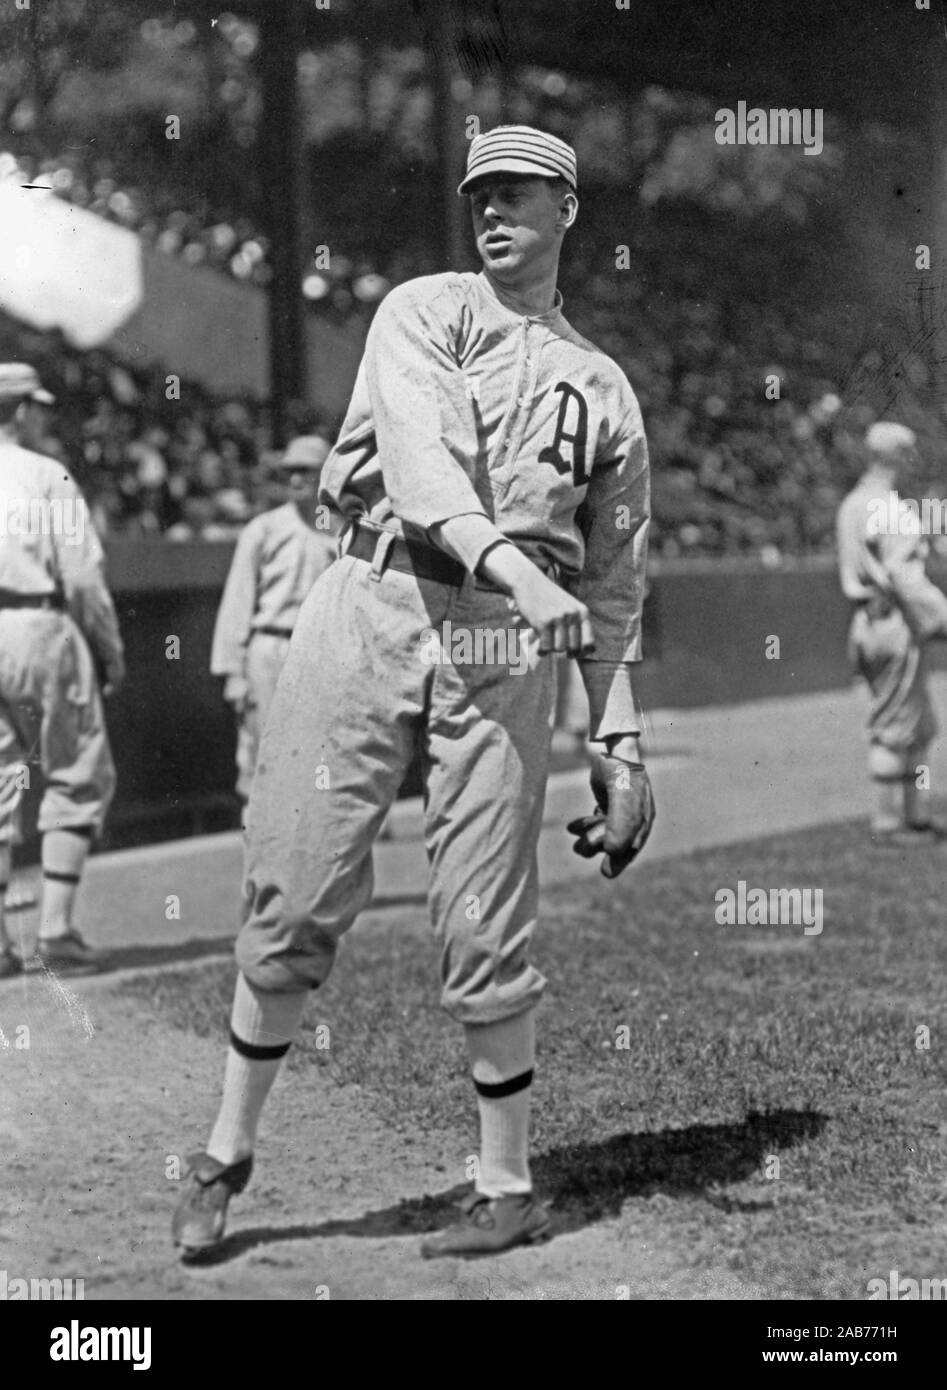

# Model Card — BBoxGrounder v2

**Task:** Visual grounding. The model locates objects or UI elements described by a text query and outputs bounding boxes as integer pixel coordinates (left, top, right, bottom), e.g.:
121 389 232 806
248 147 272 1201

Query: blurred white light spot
352 273 390 303
302 273 331 300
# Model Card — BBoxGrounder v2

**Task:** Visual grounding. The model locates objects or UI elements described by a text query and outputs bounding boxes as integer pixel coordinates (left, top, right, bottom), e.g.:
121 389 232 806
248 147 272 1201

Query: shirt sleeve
362 280 507 570
210 523 263 677
568 388 650 741
883 528 947 641
48 467 124 669
578 660 641 743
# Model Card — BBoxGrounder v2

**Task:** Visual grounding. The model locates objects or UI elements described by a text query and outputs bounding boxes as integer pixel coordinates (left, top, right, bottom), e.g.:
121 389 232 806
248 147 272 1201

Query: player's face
279 468 320 508
469 176 572 283
16 401 47 449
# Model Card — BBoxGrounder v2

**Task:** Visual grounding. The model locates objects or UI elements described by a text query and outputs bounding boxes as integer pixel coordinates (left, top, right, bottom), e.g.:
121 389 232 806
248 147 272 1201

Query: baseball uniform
173 125 654 1261
0 441 122 847
237 267 649 1016
838 426 947 840
211 500 338 800
838 474 947 753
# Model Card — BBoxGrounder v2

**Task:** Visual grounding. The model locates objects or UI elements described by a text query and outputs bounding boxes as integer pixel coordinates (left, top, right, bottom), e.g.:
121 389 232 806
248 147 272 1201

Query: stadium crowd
0 292 892 559
3 150 938 560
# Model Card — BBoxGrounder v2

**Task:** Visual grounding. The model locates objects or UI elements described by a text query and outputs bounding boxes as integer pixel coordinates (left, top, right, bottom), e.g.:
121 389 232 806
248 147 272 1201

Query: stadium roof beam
258 0 309 444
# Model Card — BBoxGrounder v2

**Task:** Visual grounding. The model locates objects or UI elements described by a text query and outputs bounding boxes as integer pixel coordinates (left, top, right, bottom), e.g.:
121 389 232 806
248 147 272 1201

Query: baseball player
210 435 338 808
0 363 124 979
837 421 947 843
173 126 654 1259
16 377 65 462
2 369 61 917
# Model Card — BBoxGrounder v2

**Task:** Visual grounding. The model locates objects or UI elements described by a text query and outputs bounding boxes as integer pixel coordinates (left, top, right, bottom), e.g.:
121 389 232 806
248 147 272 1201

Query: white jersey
320 271 650 739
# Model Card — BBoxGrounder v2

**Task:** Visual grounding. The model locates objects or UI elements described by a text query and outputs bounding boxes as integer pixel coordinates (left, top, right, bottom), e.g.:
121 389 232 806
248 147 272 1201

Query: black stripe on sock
473 1068 534 1100
229 1028 291 1061
69 826 96 839
42 870 81 884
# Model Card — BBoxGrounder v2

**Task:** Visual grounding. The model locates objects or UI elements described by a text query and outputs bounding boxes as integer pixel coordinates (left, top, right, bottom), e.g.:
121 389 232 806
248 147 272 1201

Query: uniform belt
253 625 294 639
345 520 471 588
344 518 556 592
0 589 64 611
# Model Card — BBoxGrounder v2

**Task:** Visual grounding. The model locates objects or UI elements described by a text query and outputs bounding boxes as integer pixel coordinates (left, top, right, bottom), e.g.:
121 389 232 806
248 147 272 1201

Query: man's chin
481 242 517 266
481 252 522 279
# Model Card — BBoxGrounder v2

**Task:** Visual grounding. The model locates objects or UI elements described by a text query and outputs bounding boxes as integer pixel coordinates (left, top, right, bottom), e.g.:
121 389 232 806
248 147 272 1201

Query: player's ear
558 190 579 231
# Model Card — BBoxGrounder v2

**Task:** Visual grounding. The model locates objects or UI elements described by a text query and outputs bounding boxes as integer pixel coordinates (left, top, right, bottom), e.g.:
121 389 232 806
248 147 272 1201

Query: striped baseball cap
458 125 577 196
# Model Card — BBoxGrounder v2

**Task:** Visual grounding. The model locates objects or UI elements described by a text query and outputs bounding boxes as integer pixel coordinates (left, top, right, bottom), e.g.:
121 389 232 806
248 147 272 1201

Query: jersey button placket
490 321 528 495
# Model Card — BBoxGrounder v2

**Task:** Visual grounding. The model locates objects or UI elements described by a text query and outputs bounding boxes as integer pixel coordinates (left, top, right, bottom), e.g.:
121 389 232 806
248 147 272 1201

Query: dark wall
634 557 854 709
20 542 945 851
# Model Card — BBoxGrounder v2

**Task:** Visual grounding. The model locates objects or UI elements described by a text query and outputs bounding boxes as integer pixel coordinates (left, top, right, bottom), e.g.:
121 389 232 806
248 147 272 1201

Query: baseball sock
465 1010 535 1198
38 828 92 939
206 972 307 1166
0 842 10 947
870 780 903 834
903 777 930 828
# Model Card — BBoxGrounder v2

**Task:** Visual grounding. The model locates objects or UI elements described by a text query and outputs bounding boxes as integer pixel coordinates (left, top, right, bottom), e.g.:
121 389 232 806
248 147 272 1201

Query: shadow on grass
182 1108 825 1265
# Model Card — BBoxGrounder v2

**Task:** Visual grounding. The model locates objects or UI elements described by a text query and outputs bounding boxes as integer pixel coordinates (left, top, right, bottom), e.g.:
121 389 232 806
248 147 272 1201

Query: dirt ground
1 960 774 1302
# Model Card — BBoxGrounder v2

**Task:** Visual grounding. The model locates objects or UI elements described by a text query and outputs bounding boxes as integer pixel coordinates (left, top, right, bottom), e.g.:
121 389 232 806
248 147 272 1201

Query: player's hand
224 675 250 715
474 543 594 655
508 569 595 656
567 753 655 878
101 656 126 697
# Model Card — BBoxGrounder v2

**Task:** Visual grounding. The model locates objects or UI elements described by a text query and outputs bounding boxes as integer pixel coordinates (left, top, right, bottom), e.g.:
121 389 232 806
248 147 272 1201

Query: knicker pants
0 609 116 846
236 551 557 1025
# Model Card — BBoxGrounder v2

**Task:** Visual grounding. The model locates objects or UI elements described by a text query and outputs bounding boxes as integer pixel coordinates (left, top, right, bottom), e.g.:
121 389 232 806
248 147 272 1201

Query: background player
837 421 947 844
173 127 655 1259
0 363 124 978
210 435 338 811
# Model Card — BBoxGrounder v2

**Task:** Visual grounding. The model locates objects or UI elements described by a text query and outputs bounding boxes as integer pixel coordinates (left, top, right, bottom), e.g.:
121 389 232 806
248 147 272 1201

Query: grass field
123 815 947 1299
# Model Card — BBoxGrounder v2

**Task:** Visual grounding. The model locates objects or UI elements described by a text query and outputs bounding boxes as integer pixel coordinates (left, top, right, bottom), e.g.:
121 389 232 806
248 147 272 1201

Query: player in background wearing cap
0 364 124 978
1 373 62 917
173 127 654 1259
837 421 947 844
17 380 65 462
210 436 339 813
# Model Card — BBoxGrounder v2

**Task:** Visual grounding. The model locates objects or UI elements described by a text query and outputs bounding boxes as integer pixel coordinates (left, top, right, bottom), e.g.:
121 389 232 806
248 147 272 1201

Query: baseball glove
567 753 656 878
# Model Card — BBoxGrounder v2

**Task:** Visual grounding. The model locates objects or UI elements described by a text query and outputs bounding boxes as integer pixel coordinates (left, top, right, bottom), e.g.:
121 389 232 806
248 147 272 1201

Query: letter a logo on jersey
539 383 589 485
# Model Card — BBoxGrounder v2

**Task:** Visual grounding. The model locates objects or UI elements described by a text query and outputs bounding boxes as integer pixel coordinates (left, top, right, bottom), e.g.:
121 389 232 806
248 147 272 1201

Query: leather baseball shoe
420 1190 551 1259
906 819 947 839
36 930 104 974
172 1151 253 1256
